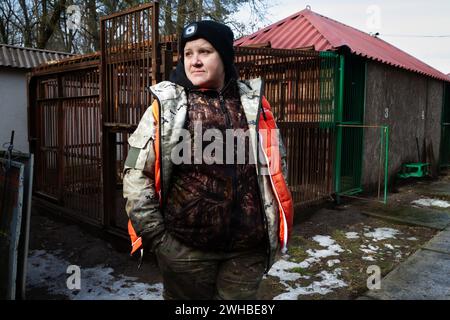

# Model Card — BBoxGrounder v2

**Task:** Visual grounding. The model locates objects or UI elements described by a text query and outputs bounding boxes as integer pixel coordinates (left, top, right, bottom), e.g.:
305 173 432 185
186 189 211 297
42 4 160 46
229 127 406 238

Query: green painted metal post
384 126 389 204
334 55 345 200
378 125 384 200
359 61 368 191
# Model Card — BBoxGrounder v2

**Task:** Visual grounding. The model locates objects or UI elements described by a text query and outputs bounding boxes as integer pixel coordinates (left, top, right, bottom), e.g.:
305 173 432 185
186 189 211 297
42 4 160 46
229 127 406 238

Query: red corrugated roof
235 9 449 82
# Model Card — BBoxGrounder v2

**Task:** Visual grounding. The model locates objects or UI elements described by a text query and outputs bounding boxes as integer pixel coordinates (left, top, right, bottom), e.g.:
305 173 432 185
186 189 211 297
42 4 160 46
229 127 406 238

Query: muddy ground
25 172 450 300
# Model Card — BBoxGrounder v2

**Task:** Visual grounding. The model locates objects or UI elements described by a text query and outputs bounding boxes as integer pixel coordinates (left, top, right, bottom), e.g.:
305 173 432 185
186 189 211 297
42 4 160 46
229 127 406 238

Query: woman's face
184 38 225 90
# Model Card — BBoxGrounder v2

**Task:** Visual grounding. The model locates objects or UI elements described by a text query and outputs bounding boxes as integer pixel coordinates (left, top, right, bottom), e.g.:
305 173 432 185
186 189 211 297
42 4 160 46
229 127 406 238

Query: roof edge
0 43 74 56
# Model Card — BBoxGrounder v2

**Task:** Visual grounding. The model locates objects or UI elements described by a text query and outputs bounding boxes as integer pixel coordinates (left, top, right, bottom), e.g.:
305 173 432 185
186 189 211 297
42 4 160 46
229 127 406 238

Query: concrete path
361 206 450 230
361 225 450 300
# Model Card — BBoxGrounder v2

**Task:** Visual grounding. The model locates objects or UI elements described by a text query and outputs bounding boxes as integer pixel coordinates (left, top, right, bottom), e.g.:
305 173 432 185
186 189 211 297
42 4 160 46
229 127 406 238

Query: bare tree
165 0 270 38
0 0 270 53
0 3 13 44
0 1 21 45
176 0 187 37
161 0 175 35
0 19 6 44
36 0 67 49
86 0 100 51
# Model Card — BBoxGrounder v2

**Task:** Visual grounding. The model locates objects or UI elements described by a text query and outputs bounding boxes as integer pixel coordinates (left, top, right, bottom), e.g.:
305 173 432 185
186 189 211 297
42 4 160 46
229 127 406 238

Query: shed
236 8 450 197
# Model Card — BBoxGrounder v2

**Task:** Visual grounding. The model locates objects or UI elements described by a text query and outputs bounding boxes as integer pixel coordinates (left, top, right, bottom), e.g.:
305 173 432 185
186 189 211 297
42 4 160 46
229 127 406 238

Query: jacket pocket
125 133 154 171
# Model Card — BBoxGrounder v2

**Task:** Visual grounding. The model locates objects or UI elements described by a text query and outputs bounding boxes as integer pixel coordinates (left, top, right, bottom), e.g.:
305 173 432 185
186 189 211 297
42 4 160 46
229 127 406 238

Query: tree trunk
212 0 224 20
163 0 175 35
0 18 7 44
176 0 187 38
197 0 203 21
37 0 67 49
87 0 100 51
187 0 197 23
18 0 32 47
37 0 47 48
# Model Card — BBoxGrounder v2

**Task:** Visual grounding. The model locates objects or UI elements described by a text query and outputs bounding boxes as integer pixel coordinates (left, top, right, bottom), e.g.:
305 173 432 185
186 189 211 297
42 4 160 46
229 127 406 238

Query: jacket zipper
218 93 238 206
219 93 238 251
253 80 272 273
149 89 165 213
192 80 236 206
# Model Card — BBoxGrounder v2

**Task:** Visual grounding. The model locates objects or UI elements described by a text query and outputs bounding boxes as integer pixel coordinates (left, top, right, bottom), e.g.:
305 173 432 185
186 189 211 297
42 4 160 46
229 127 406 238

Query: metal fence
235 48 339 205
29 3 341 232
100 3 160 231
30 65 102 225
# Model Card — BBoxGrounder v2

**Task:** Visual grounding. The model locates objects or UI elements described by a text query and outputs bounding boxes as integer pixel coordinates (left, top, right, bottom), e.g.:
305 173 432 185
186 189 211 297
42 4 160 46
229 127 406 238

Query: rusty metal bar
152 1 160 85
100 16 110 227
100 3 158 230
162 49 173 81
62 69 102 223
57 74 64 202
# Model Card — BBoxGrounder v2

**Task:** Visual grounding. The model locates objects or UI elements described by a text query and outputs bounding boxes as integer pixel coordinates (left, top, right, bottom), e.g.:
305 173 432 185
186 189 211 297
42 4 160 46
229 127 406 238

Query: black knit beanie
178 20 237 82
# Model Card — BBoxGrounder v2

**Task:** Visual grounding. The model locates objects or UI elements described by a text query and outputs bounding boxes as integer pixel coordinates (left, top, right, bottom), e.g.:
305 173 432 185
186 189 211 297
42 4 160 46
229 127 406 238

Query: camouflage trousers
154 232 267 300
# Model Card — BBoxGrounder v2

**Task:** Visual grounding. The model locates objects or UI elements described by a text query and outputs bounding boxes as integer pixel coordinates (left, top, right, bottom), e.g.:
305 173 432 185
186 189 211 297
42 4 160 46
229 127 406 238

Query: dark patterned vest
164 81 266 251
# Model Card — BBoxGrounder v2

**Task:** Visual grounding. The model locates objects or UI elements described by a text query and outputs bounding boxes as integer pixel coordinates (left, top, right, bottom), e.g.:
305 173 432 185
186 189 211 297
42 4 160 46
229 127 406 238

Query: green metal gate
335 55 366 196
441 83 450 168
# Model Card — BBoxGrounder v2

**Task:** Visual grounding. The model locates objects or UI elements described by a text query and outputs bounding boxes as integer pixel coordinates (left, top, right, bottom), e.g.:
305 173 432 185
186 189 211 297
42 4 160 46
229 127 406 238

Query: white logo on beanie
184 24 197 37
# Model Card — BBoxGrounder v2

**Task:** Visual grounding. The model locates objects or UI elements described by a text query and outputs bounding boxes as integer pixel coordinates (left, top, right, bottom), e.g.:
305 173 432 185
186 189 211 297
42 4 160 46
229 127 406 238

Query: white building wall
0 68 29 153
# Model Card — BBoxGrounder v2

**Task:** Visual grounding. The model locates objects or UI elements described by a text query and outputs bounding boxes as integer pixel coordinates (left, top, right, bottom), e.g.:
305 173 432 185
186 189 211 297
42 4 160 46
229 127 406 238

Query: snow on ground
407 237 418 241
327 259 340 267
268 225 410 299
272 268 347 300
313 235 336 247
411 198 450 208
307 235 345 259
267 259 306 283
268 235 347 299
345 232 359 239
363 227 400 241
27 250 163 300
361 256 375 261
297 235 345 269
359 245 377 254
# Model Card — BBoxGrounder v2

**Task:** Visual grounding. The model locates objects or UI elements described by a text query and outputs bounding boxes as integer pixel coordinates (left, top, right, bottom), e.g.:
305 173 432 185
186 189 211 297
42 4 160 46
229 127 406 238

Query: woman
123 20 293 300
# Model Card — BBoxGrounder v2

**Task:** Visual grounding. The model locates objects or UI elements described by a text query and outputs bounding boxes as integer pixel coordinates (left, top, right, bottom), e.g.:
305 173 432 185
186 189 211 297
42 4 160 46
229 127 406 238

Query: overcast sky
232 0 450 75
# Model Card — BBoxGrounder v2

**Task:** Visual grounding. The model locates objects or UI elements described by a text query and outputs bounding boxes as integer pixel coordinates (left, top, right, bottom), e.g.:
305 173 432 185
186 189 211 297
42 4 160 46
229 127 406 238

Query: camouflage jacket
123 78 293 270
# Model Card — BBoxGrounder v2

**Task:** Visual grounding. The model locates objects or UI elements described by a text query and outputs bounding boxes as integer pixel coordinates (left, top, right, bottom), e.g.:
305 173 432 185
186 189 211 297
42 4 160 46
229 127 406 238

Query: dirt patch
26 211 163 299
276 170 450 300
256 205 437 300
